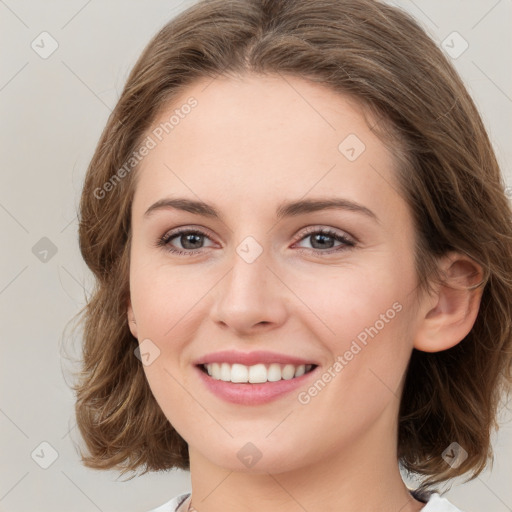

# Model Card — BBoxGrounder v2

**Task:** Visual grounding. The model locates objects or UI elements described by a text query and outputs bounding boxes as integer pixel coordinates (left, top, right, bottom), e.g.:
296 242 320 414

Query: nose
209 241 288 336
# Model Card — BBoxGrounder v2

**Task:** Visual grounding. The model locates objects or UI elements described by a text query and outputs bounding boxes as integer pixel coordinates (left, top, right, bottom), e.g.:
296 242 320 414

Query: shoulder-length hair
68 0 512 494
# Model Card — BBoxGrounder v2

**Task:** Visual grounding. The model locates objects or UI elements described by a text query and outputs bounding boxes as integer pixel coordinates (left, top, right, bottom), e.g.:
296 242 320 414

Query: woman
71 1 512 511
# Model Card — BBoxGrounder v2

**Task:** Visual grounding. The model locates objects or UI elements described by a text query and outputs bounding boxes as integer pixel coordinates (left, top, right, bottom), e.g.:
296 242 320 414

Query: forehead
132 73 404 221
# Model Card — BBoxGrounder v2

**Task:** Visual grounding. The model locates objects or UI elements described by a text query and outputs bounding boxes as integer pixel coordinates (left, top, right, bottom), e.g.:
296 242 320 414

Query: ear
414 251 485 353
127 298 138 339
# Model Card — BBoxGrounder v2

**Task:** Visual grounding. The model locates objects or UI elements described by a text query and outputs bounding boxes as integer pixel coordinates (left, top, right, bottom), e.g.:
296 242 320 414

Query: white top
147 491 465 512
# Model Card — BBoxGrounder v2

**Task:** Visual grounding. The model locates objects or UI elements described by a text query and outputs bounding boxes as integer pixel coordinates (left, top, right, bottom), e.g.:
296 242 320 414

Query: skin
127 73 483 512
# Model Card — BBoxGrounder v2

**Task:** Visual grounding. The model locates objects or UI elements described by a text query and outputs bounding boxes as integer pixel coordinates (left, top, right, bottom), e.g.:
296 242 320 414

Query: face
127 73 423 473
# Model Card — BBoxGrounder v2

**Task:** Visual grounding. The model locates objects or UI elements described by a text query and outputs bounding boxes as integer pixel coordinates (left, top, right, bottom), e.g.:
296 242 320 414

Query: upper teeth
204 363 313 383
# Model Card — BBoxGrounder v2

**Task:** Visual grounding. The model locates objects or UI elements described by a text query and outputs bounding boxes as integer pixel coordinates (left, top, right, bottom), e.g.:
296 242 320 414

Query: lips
194 350 319 405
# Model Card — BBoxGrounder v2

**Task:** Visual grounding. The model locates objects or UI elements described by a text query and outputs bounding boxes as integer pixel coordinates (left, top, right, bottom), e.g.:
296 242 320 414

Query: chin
194 436 315 475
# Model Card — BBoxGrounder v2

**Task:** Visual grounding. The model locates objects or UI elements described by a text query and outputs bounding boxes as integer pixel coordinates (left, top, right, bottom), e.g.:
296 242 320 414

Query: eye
292 226 356 255
156 228 215 256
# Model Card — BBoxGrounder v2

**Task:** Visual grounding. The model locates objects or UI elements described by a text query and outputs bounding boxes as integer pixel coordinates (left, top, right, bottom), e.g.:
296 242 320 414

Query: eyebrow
144 197 379 223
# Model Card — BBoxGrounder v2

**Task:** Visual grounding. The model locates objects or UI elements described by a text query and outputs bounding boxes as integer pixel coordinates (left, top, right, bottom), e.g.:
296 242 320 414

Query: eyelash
155 226 356 257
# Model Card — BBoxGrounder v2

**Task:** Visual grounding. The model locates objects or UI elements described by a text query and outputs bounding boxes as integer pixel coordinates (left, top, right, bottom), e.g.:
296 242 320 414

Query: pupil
312 233 333 249
183 233 202 249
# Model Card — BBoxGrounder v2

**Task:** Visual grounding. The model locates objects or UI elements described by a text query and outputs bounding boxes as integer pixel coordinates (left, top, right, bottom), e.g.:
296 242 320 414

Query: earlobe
414 252 485 353
127 300 138 339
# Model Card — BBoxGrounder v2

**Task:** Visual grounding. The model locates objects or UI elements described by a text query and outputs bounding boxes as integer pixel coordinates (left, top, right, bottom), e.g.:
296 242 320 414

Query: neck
186 400 425 512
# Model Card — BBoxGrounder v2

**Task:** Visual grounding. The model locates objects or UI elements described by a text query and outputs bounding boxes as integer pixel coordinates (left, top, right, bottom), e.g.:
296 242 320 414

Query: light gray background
1 1 511 511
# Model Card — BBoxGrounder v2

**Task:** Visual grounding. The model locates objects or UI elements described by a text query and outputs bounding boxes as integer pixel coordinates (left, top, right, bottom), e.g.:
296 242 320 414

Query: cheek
292 255 412 344
292 254 416 398
129 257 205 338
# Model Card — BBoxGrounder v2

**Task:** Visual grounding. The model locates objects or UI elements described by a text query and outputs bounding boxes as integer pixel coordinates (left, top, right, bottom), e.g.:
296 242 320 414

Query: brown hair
67 0 512 494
